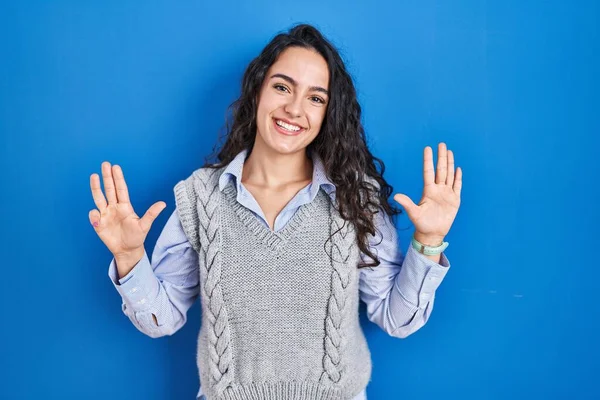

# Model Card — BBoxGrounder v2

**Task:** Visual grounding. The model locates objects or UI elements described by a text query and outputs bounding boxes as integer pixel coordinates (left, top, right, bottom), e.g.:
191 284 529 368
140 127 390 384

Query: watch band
411 234 449 256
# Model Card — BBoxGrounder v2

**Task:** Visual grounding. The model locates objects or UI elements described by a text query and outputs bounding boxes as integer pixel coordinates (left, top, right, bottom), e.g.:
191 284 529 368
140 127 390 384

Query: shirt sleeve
107 209 200 338
359 208 451 338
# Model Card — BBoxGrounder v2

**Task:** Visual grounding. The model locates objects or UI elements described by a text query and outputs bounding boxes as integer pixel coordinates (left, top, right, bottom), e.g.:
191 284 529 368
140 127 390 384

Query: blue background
1 0 598 399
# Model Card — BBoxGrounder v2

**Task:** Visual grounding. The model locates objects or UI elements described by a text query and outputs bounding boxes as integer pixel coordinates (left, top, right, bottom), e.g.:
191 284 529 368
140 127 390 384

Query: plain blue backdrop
1 0 598 399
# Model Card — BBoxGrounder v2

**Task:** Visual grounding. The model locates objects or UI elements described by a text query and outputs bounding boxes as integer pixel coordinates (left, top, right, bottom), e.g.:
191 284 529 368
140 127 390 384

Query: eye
273 83 289 93
310 96 326 104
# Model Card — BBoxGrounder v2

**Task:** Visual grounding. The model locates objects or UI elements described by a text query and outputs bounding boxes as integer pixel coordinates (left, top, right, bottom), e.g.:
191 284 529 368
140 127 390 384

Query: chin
260 132 309 156
269 142 305 155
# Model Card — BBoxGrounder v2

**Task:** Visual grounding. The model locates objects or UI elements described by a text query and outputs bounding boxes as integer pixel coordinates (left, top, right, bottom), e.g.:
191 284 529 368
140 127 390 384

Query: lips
272 118 305 136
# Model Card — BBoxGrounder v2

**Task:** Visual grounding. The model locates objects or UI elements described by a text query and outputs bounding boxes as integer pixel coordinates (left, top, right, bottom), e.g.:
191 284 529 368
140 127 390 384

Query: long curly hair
204 23 401 268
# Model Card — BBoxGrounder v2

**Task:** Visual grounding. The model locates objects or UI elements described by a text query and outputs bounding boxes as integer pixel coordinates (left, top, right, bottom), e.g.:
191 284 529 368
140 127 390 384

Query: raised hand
89 162 166 276
393 142 462 245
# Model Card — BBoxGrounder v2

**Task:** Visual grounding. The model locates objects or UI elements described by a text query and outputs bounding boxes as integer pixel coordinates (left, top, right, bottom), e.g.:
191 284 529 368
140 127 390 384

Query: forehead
267 47 329 89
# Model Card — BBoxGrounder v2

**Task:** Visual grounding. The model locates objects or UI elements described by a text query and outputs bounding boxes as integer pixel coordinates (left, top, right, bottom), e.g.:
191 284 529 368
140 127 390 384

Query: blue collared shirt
108 149 451 399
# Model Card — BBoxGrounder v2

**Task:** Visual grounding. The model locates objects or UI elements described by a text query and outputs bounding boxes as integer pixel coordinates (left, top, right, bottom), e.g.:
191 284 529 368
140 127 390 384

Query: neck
243 142 312 188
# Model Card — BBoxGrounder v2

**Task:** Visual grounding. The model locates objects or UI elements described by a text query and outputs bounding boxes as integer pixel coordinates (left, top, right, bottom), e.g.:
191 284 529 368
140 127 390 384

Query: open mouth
273 118 305 136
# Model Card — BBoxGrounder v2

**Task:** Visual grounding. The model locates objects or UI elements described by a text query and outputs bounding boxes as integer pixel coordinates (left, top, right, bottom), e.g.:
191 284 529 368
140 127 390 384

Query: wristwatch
411 234 449 256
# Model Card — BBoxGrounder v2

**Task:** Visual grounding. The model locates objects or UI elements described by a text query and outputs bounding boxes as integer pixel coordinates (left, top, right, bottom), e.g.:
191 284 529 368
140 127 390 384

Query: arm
359 209 450 339
108 209 200 338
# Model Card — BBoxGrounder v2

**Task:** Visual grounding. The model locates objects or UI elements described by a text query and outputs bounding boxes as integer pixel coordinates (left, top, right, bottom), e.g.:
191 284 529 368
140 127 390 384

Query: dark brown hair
204 23 401 268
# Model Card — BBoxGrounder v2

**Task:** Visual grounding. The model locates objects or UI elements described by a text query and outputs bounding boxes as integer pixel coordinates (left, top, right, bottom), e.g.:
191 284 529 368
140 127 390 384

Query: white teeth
276 119 301 132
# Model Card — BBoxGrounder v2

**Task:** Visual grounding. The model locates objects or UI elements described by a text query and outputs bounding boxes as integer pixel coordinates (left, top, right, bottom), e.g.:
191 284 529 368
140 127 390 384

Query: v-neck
218 149 337 232
221 182 324 251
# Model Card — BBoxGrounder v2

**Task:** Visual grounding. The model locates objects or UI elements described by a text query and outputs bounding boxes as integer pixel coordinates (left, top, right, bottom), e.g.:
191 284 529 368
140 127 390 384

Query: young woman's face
255 46 330 156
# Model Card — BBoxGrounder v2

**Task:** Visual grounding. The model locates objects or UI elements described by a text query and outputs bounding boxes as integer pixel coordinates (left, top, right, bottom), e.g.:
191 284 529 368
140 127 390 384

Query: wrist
114 247 145 279
413 232 445 247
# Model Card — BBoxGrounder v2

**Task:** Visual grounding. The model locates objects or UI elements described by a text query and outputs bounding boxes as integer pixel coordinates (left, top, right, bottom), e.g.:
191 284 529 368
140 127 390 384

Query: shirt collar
218 149 248 194
218 149 336 201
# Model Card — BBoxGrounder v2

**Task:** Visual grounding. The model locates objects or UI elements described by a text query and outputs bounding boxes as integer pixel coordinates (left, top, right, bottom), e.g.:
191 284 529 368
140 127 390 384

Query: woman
89 24 462 400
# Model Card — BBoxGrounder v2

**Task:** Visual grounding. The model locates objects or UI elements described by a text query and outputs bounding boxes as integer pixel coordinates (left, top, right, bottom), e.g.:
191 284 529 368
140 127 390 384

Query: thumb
393 193 417 216
139 201 167 233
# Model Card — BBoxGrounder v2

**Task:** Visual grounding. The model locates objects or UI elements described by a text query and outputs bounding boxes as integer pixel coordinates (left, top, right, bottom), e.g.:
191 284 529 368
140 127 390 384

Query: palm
96 202 146 256
89 162 166 257
394 143 462 239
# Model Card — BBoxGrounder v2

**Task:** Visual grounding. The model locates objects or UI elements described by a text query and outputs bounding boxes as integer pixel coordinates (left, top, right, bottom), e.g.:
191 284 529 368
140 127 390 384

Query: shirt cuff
396 245 451 308
107 252 160 312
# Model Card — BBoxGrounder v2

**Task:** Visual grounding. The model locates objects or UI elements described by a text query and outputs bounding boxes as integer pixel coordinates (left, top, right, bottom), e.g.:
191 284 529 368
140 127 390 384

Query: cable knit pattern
174 167 372 400
175 167 234 396
320 201 355 385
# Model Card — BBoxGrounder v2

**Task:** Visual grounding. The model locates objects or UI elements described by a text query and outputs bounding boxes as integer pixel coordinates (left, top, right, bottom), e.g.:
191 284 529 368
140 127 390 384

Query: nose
284 94 303 118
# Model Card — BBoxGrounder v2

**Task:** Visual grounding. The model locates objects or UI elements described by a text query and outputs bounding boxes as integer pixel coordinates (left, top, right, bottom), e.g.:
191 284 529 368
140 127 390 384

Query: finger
423 146 435 186
436 142 447 185
446 149 455 186
90 173 107 211
393 193 417 216
89 209 101 229
139 201 167 233
101 161 118 205
453 167 463 197
112 164 131 204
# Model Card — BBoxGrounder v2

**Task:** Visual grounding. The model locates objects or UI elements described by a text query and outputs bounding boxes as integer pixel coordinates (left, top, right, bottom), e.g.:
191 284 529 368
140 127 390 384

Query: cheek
310 108 327 131
258 92 283 115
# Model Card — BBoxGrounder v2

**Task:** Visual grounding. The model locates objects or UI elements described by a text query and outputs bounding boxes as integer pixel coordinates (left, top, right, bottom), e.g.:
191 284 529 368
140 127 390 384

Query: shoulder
362 173 381 189
176 165 225 192
173 166 225 209
187 165 223 184
357 173 383 210
172 166 226 253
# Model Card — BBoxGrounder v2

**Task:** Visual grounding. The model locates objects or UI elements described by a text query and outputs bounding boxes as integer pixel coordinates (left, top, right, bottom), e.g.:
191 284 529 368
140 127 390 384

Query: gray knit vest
174 167 372 400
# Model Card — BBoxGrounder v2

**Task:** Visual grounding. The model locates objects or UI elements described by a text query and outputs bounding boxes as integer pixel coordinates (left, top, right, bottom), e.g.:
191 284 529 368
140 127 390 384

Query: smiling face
254 46 330 156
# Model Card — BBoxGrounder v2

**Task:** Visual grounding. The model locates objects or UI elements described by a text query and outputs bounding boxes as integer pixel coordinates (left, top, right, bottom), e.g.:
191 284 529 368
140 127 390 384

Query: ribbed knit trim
221 182 322 251
217 382 342 400
173 173 201 254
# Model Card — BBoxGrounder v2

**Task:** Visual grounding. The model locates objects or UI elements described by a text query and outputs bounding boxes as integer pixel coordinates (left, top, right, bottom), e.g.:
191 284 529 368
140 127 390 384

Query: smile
273 118 305 136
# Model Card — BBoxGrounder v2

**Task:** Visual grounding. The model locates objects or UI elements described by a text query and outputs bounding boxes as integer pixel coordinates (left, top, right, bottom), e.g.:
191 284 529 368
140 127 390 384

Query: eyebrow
270 73 329 96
